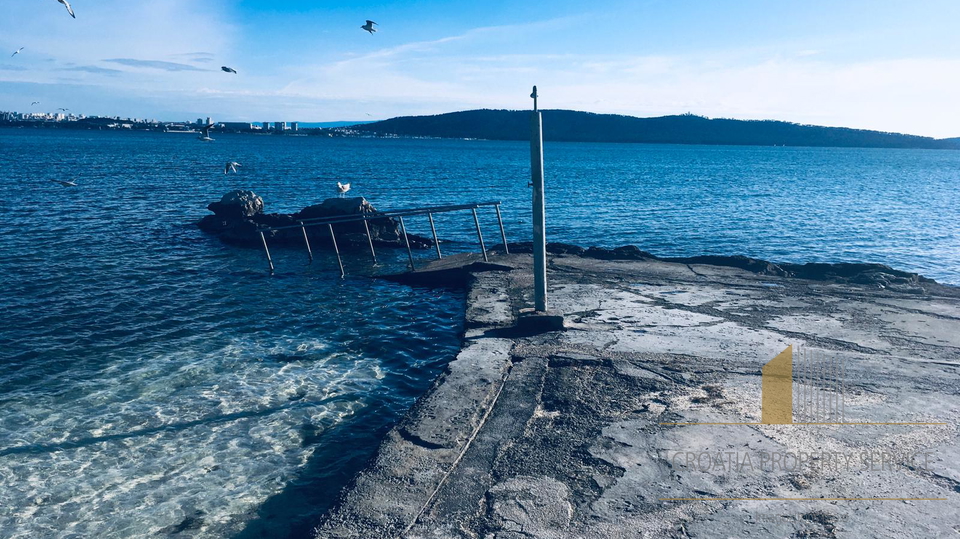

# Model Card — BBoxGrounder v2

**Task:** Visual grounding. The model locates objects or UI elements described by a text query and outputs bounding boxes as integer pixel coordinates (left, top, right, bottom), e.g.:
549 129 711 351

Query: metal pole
328 224 344 278
398 216 415 270
427 213 442 259
363 219 378 264
300 224 313 262
530 86 547 312
495 204 509 254
259 231 275 272
472 208 488 262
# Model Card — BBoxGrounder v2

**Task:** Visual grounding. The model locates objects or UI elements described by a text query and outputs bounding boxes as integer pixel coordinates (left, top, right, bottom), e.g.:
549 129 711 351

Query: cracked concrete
315 253 960 539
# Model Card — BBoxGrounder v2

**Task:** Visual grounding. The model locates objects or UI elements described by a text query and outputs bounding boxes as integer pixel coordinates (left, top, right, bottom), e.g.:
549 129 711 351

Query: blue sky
1 0 959 137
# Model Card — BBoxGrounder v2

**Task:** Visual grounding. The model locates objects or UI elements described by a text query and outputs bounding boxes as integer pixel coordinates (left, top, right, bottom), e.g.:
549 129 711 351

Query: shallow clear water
1 130 958 538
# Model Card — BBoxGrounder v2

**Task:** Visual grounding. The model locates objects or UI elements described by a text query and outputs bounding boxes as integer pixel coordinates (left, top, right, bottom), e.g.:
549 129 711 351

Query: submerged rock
198 191 431 249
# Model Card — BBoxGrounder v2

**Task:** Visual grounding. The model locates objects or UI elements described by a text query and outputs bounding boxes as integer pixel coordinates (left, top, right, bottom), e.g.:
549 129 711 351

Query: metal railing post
472 208 488 262
300 223 313 262
328 223 344 278
495 204 508 254
363 219 378 264
427 213 442 259
398 216 415 270
259 231 275 273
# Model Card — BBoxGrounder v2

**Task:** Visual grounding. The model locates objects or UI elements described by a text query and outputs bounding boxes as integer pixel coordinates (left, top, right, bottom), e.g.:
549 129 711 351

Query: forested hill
348 109 960 149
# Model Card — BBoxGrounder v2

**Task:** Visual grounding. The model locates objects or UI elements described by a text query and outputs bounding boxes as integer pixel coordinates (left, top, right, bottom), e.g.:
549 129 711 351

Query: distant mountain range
347 110 960 150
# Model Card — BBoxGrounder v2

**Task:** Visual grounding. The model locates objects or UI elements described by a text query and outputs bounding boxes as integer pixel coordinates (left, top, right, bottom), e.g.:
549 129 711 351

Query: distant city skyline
1 0 959 137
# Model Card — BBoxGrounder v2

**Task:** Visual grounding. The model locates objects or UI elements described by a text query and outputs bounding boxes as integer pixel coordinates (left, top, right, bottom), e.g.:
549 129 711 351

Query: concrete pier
316 253 960 538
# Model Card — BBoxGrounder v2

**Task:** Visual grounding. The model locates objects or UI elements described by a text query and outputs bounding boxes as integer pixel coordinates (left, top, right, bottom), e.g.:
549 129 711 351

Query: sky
1 0 959 137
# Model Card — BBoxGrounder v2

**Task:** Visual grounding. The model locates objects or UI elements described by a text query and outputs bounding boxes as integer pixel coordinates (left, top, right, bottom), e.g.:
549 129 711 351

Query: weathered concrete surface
316 254 960 539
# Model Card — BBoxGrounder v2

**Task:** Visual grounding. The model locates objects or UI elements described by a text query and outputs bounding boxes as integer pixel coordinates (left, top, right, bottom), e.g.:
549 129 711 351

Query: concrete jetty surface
316 253 960 538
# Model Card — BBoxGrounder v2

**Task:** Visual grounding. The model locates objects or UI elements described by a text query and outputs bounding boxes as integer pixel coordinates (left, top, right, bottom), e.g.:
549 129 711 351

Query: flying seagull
11 47 24 57
31 101 41 106
361 20 377 34
51 179 77 187
198 123 215 141
221 66 237 74
57 108 69 111
336 182 351 197
56 0 76 18
224 161 241 174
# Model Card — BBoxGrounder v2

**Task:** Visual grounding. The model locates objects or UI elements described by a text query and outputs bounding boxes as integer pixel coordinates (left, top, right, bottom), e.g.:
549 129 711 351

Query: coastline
315 250 960 538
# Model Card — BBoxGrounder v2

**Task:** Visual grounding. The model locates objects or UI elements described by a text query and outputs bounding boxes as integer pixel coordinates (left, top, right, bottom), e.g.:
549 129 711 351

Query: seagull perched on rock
221 66 237 74
51 179 77 187
198 123 215 141
361 20 377 34
224 161 241 174
336 182 351 197
11 47 24 57
56 0 76 18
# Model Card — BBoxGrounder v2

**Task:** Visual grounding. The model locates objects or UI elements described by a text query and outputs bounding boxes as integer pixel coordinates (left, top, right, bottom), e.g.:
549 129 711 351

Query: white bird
361 20 377 34
31 101 41 106
51 179 77 187
11 47 24 57
198 123 215 141
221 66 237 74
336 182 351 197
57 0 76 18
224 161 241 174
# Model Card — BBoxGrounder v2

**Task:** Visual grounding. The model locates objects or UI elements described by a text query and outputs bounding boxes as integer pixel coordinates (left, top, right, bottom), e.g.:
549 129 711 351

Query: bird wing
366 20 377 25
343 183 350 189
61 0 76 18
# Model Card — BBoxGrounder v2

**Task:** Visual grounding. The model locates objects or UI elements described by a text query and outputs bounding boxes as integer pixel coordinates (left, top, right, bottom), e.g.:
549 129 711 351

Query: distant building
262 122 270 131
275 122 286 132
196 118 204 126
290 122 299 132
206 117 213 126
221 122 254 131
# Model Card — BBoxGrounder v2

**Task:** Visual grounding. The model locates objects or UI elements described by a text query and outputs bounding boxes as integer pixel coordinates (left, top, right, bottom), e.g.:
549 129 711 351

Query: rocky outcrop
198 190 432 249
504 242 938 291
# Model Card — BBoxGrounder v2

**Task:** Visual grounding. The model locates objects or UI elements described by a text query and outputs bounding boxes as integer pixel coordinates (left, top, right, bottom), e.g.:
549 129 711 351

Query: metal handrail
256 201 503 232
256 201 509 276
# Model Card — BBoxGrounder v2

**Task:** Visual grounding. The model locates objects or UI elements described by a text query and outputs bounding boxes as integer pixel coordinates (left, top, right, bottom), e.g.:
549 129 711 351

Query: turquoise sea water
1 130 958 538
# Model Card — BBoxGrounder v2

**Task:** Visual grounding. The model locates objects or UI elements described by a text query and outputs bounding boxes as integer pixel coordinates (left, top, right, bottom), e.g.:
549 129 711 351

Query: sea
1 129 958 538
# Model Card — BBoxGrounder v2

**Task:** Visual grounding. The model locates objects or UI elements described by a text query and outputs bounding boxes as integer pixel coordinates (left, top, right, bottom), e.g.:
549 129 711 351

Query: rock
504 242 586 256
207 190 263 219
666 254 788 276
485 476 573 538
585 245 656 260
198 191 434 250
294 197 401 243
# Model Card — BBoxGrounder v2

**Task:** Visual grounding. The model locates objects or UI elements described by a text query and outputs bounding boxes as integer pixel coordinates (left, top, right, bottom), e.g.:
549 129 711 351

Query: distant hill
298 121 375 128
347 109 960 150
